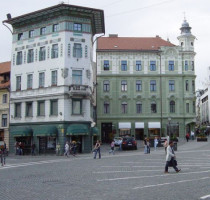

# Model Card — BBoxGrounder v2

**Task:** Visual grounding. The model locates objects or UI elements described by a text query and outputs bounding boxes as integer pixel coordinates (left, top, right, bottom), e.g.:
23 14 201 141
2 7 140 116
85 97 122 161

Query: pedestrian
64 141 69 157
154 137 158 151
118 137 122 151
143 137 147 154
109 140 115 155
164 140 181 173
191 130 195 140
93 140 101 159
19 142 23 155
163 139 168 154
186 133 190 142
0 142 6 166
71 141 77 156
31 143 36 156
146 138 150 154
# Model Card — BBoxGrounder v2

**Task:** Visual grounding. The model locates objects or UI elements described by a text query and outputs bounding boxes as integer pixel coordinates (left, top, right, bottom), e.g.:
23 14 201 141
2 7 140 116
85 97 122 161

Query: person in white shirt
64 141 69 157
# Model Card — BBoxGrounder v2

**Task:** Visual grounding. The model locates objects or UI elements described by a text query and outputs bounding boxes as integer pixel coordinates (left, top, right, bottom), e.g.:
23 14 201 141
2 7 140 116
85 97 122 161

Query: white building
4 4 105 154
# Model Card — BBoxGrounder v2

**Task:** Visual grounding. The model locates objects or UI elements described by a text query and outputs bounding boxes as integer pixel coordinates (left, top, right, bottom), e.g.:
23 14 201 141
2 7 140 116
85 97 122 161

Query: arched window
170 101 175 113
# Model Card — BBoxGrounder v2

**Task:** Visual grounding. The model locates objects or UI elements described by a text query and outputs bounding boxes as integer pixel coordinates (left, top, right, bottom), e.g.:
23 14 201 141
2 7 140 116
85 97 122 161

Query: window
18 33 23 41
15 103 21 118
27 49 34 63
168 60 174 71
51 70 57 86
151 102 157 113
26 102 33 117
186 103 189 113
51 44 58 58
2 94 7 104
38 101 45 116
73 23 82 32
150 80 156 91
185 80 189 91
104 102 110 114
39 72 45 88
27 74 33 89
121 60 127 71
121 102 127 114
121 80 127 91
2 114 7 127
16 76 21 91
39 47 46 61
104 60 109 71
72 99 82 114
16 51 23 65
103 80 110 92
50 100 58 115
136 103 142 114
169 80 175 91
185 61 188 71
72 70 82 85
192 61 194 71
192 80 195 93
136 61 142 71
136 80 142 91
193 101 195 113
29 30 34 38
170 101 175 113
73 43 82 58
52 24 59 32
40 27 46 35
150 61 156 71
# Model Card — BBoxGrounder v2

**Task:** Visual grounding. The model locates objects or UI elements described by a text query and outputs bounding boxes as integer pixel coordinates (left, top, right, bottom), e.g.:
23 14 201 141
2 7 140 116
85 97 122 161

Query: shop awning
119 122 131 129
135 122 144 129
33 125 57 137
148 122 161 129
91 127 99 136
66 124 89 136
10 126 33 137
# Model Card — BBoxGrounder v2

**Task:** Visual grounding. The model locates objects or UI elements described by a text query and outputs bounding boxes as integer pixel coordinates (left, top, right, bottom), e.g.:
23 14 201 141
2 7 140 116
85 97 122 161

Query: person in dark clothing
31 143 36 156
0 142 6 166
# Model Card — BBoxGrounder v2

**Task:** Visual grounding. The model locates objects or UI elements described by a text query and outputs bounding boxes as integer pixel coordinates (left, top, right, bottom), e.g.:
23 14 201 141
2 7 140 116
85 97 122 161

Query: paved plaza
0 139 210 200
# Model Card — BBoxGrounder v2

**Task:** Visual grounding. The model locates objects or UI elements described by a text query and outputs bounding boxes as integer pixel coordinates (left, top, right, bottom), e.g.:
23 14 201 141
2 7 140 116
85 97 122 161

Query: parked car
122 137 137 150
114 137 122 146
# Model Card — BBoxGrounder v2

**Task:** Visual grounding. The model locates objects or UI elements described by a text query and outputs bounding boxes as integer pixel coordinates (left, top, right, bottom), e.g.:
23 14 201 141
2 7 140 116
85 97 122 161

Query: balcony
68 84 92 97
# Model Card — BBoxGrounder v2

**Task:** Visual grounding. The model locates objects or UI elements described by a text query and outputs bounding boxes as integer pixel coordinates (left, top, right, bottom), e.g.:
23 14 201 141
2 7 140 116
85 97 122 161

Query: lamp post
168 117 171 141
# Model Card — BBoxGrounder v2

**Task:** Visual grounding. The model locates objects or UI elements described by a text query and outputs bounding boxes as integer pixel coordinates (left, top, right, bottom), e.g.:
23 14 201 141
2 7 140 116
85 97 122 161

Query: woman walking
93 140 101 159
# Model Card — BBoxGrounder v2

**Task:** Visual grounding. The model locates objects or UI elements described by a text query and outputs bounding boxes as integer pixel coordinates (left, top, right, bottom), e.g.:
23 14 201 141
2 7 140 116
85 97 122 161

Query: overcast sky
0 0 209 89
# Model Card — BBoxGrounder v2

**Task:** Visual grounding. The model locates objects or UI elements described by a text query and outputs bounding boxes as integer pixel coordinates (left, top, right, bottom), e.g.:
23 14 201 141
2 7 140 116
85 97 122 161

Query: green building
96 20 196 142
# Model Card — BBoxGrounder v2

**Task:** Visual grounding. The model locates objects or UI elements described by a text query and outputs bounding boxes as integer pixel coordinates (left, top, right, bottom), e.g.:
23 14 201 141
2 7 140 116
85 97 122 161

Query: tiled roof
97 36 176 51
0 61 10 89
0 61 11 74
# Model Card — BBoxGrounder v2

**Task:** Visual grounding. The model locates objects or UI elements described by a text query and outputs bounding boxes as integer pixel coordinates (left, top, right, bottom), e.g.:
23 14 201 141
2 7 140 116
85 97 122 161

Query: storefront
118 122 131 137
148 122 161 138
66 124 89 153
135 122 144 140
10 126 33 155
33 125 57 154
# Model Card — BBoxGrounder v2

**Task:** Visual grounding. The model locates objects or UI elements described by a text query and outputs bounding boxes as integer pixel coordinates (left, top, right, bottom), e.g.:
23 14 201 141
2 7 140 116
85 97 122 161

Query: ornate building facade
96 20 196 142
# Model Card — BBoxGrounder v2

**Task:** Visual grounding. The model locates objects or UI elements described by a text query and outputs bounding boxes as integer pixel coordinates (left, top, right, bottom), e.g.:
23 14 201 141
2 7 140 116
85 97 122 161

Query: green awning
91 127 99 136
33 125 57 137
10 126 32 137
66 124 89 136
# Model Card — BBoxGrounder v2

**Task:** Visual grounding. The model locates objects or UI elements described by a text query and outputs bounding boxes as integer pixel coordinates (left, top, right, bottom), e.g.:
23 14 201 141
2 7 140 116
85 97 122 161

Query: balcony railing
68 84 92 97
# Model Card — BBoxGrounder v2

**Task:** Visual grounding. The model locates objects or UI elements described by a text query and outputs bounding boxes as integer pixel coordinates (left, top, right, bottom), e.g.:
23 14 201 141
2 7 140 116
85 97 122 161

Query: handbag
169 159 177 167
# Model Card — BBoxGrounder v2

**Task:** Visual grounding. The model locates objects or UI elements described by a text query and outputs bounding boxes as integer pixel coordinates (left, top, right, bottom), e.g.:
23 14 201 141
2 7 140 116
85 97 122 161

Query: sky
0 0 210 89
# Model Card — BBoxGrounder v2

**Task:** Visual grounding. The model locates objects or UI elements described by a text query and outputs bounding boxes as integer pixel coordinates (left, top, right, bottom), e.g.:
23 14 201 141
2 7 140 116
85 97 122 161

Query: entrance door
135 129 144 140
101 123 112 143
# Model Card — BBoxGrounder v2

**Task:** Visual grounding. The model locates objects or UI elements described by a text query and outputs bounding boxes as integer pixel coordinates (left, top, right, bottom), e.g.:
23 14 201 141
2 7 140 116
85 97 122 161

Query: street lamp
168 117 171 141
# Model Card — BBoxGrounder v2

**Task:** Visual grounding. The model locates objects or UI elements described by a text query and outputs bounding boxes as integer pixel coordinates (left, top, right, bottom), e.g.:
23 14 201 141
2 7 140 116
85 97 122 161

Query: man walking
64 141 69 157
164 141 181 173
0 142 6 166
